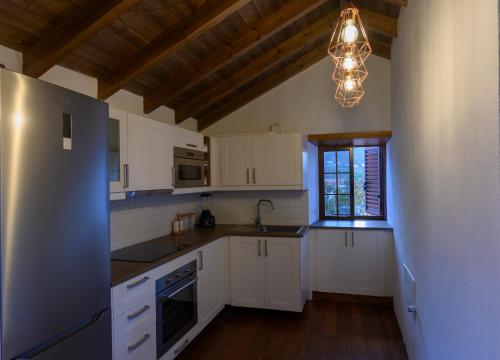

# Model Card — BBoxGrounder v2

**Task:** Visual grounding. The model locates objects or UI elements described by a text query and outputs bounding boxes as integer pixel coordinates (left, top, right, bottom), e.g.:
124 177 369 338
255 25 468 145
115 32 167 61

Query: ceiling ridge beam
98 0 251 100
175 11 338 124
143 0 331 114
23 0 140 78
197 41 329 131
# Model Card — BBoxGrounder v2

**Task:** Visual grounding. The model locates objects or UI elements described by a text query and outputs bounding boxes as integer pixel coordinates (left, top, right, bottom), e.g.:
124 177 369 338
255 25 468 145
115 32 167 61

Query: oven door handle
160 278 197 300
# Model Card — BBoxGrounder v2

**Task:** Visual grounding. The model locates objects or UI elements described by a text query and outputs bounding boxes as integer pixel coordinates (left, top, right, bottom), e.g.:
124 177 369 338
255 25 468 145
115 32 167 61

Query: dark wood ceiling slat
23 0 141 78
97 0 252 99
143 0 330 114
383 0 407 7
175 11 338 123
359 7 398 38
197 41 329 131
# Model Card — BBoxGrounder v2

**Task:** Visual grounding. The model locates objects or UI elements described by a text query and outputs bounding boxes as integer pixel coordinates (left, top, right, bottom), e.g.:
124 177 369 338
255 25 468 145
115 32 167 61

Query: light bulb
343 77 356 92
342 53 357 71
341 19 358 44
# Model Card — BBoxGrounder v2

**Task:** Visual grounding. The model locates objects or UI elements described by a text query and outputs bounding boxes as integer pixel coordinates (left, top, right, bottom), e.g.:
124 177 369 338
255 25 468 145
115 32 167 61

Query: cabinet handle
126 276 149 289
123 164 129 188
186 143 197 148
246 169 250 184
265 240 268 257
252 168 256 184
351 232 354 247
128 334 151 352
258 240 262 257
344 232 347 247
174 339 190 354
127 305 150 320
198 251 203 270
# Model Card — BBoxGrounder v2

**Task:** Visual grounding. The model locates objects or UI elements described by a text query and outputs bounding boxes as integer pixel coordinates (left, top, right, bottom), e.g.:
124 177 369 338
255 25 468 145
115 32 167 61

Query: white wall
387 1 500 359
203 55 391 135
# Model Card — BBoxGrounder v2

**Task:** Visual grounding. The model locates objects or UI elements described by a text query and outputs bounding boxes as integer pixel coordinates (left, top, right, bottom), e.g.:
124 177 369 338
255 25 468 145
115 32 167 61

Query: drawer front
113 323 156 360
113 297 156 351
112 273 155 319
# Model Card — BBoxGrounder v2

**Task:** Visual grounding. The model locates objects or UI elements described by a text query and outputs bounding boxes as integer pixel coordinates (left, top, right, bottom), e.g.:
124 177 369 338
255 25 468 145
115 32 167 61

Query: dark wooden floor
178 295 408 360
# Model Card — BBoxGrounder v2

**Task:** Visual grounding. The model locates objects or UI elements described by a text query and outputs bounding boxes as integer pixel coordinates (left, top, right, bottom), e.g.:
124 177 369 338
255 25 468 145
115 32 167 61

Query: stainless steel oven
174 147 205 188
156 261 197 358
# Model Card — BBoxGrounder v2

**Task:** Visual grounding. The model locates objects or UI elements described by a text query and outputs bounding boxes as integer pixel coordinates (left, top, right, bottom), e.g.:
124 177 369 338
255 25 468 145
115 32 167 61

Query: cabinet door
197 239 226 330
173 126 204 150
349 231 386 296
316 230 350 294
263 237 300 311
127 114 173 191
220 136 252 186
229 237 265 308
251 134 302 186
108 109 128 193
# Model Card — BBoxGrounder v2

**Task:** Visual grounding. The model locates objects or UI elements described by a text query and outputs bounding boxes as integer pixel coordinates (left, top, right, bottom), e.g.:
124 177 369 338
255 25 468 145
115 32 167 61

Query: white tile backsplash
110 193 199 251
211 191 309 226
110 190 311 251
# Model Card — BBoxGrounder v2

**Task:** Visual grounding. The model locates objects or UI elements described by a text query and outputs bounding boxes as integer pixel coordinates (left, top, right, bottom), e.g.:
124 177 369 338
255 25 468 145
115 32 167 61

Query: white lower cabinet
197 238 226 329
230 236 309 312
113 324 156 360
315 230 393 297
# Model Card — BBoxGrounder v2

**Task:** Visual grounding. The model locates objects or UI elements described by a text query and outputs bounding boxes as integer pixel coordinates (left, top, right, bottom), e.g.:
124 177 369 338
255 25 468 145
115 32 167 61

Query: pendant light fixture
328 2 371 107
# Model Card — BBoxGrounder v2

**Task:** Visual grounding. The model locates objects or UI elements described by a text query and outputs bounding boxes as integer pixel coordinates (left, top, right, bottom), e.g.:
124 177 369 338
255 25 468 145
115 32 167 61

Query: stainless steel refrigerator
0 69 111 359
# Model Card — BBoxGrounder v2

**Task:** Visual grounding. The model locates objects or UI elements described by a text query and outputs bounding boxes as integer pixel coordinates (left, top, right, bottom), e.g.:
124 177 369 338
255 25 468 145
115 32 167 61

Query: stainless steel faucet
256 199 274 228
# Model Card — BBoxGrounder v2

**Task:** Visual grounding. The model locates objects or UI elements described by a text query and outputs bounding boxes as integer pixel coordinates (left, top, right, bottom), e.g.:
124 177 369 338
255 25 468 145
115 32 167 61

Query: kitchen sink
227 225 305 236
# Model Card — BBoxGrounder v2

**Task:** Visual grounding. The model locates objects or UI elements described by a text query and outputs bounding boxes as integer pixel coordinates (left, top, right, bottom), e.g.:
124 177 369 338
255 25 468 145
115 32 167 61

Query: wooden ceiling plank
175 11 338 123
382 0 408 7
143 0 331 114
98 0 252 99
23 0 141 78
197 41 329 131
358 8 398 38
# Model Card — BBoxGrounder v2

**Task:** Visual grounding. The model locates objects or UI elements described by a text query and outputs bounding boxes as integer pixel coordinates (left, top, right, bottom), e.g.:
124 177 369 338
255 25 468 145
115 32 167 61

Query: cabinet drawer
113 323 156 360
112 273 155 319
113 297 156 351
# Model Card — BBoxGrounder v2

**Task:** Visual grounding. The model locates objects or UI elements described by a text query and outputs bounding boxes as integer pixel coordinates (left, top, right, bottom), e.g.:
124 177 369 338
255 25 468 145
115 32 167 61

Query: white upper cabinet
219 133 304 188
172 126 204 151
127 114 173 191
108 109 128 193
251 134 302 186
220 136 252 186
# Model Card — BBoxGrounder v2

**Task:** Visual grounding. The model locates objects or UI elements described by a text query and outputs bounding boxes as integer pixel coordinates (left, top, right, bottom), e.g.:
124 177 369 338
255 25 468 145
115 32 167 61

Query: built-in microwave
174 147 205 188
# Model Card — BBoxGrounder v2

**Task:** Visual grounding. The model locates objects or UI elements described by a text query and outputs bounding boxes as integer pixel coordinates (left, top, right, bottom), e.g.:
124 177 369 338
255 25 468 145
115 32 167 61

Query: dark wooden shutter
365 148 381 216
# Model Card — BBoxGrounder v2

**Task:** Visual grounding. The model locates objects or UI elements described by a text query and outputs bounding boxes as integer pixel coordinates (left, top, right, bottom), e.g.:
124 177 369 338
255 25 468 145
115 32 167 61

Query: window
319 146 385 219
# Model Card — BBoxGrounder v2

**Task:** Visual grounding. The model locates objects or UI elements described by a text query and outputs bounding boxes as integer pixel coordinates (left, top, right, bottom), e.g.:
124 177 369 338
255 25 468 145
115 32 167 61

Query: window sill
311 220 393 231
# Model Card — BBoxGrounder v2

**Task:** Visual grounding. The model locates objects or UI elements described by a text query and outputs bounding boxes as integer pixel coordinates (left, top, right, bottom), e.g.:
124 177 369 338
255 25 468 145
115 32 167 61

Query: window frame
318 145 386 220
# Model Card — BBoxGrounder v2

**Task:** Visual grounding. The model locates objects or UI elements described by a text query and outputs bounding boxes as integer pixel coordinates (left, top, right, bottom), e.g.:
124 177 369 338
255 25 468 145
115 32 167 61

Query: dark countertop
111 225 234 287
311 220 393 231
111 224 309 287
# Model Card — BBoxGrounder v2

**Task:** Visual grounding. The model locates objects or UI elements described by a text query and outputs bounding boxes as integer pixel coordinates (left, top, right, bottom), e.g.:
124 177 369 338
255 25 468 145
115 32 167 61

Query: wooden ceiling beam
197 42 329 131
358 8 398 38
143 0 332 114
369 36 391 59
23 0 140 78
383 0 408 7
98 0 251 100
175 12 338 123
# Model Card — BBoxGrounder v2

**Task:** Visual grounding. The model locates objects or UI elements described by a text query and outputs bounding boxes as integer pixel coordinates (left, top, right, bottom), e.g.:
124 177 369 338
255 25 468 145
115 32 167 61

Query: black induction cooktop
111 240 191 263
